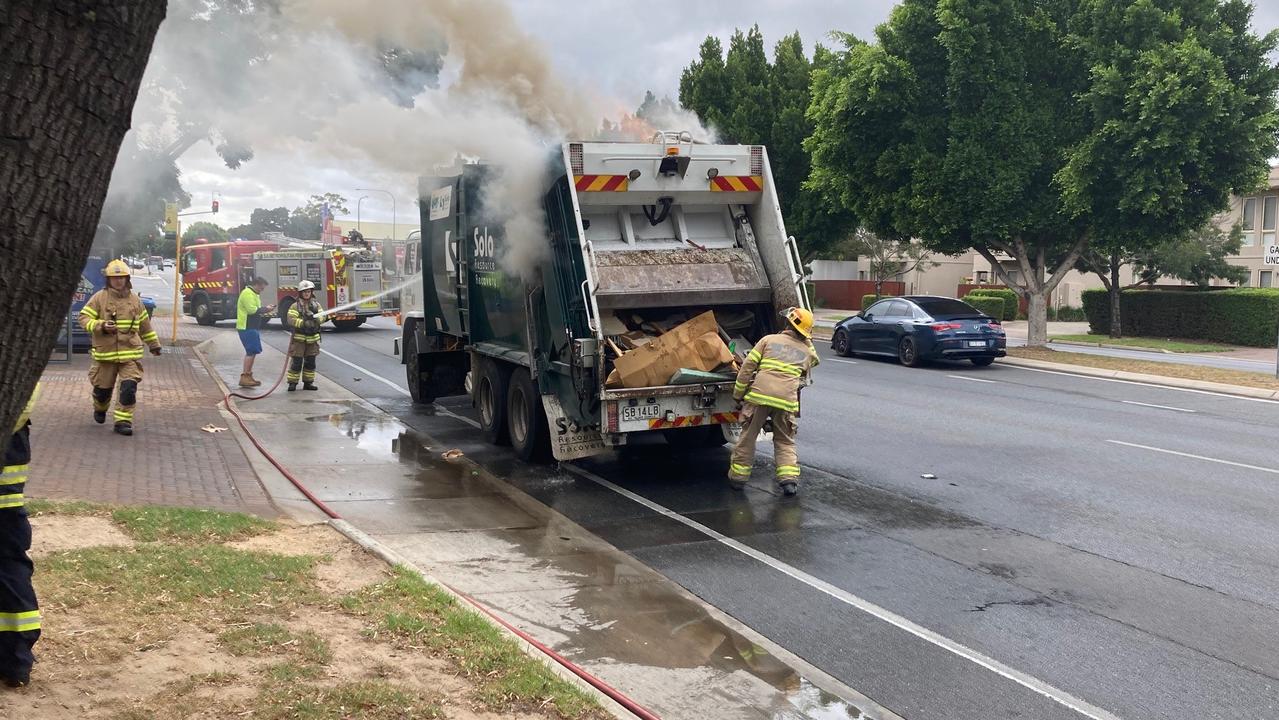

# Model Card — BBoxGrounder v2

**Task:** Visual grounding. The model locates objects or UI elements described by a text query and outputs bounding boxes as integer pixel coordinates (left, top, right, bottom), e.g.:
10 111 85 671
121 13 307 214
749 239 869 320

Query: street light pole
357 195 369 234
355 188 396 243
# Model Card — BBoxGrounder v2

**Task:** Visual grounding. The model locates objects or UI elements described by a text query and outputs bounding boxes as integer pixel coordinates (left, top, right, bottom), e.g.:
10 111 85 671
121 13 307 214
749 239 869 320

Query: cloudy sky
173 0 1279 231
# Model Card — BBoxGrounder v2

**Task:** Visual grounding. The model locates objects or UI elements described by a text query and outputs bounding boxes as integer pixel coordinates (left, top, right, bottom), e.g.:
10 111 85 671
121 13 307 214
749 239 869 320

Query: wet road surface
255 318 1279 719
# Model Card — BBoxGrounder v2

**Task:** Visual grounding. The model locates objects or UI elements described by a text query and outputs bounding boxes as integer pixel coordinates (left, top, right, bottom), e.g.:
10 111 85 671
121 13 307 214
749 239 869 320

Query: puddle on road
303 411 406 462
382 426 877 720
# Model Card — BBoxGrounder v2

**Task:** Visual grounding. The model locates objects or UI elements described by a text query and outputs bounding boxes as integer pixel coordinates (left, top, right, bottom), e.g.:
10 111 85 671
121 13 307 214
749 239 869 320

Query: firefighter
78 260 162 436
727 307 820 497
236 277 275 388
286 280 322 392
1 384 41 688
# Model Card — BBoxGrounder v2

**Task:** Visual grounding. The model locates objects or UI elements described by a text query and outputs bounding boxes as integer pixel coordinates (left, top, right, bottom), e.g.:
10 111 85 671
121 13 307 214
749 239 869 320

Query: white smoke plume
114 0 710 278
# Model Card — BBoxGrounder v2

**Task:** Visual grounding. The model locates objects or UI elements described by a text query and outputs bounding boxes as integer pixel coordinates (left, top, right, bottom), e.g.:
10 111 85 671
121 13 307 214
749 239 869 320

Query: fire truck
180 239 383 330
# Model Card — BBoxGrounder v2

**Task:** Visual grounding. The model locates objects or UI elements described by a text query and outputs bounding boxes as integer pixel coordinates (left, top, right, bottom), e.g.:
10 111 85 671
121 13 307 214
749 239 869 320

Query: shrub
967 288 1020 321
861 293 894 311
962 294 1007 320
1048 306 1087 322
1081 288 1279 346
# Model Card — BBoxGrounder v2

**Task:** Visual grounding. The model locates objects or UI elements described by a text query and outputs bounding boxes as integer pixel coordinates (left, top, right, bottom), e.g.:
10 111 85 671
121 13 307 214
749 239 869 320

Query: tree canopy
680 27 856 260
806 0 1279 345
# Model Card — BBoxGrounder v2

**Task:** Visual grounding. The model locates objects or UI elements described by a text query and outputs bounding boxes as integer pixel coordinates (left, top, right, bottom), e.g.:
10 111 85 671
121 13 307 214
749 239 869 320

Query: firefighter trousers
90 360 143 426
0 425 38 682
287 354 316 384
727 403 799 485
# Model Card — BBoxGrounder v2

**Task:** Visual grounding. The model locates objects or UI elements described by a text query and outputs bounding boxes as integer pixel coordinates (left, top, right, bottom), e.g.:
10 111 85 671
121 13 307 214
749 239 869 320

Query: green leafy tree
679 37 730 132
182 221 229 245
1134 223 1250 289
806 0 1279 346
249 207 290 234
680 29 855 261
286 193 350 241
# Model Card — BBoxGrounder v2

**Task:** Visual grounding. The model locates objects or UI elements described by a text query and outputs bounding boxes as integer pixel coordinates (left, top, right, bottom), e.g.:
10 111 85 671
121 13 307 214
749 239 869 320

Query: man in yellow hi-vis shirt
0 384 40 688
727 307 820 497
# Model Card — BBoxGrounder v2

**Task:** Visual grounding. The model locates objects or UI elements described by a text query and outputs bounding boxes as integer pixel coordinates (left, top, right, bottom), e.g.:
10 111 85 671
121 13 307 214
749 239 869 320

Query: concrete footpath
197 331 893 720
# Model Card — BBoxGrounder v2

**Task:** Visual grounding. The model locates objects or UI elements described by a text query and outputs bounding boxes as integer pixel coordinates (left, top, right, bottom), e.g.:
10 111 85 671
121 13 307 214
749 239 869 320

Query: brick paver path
30 338 277 517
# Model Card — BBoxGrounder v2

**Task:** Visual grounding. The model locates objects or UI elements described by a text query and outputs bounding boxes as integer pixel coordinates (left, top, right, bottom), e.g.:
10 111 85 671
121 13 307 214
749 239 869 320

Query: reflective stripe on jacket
79 289 159 362
732 331 819 412
287 299 323 345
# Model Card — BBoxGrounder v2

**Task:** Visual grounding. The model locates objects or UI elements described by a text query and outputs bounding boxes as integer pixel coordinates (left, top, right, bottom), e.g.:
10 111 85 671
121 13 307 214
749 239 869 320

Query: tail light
930 322 962 332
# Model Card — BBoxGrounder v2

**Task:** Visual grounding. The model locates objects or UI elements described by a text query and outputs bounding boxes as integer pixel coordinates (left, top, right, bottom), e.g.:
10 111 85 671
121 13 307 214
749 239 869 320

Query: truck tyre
663 425 727 449
193 296 215 326
507 368 550 462
332 318 365 332
277 297 295 330
405 331 435 404
476 359 511 446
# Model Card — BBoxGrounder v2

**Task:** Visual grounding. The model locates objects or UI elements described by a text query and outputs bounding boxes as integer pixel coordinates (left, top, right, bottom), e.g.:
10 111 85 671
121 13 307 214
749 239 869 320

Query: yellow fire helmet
104 259 132 277
782 306 814 338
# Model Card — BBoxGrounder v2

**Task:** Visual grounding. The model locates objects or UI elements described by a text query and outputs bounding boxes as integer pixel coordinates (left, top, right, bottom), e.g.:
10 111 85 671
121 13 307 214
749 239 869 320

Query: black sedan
831 296 1007 367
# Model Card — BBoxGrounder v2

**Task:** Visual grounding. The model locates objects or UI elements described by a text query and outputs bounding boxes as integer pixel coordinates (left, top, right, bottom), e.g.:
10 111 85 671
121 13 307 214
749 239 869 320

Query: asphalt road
260 318 1279 720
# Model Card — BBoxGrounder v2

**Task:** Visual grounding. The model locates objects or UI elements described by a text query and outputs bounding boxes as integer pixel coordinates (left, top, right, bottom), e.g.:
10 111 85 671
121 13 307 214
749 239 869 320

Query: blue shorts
238 329 263 356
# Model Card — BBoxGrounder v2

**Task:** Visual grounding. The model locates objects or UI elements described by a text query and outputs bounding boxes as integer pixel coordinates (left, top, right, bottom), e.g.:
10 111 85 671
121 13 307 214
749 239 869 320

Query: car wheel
832 330 851 357
194 298 215 326
898 336 922 367
971 356 995 367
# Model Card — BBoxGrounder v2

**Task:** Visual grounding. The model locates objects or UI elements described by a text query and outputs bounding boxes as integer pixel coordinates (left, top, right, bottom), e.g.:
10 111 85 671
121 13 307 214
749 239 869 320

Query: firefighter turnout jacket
78 288 160 361
732 331 820 412
287 299 323 357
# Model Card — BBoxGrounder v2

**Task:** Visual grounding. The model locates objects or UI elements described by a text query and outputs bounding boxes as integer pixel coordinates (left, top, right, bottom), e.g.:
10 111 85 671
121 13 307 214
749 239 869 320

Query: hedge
967 288 1020 321
962 295 1007 321
1082 288 1279 347
861 293 895 311
1047 306 1087 322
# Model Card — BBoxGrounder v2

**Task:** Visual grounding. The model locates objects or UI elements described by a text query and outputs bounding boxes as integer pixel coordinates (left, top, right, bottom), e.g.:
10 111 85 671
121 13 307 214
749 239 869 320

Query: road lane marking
829 358 858 365
1120 400 1195 413
1108 440 1277 475
947 374 997 384
319 348 483 429
562 464 1121 720
320 349 409 397
1003 365 1279 405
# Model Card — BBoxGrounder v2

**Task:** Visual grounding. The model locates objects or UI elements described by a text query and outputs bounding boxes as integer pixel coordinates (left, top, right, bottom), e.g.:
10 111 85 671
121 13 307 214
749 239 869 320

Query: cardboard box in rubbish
612 311 734 389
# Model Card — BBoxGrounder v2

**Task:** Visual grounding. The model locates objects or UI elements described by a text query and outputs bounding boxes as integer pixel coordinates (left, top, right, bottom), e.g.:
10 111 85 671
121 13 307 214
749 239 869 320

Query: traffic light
212 200 219 213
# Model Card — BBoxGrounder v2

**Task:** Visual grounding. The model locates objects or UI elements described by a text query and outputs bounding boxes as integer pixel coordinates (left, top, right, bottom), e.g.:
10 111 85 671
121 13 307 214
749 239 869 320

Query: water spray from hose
314 273 422 322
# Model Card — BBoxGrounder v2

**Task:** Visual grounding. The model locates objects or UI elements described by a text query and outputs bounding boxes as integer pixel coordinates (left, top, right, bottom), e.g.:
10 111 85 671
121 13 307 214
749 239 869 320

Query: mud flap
542 394 606 461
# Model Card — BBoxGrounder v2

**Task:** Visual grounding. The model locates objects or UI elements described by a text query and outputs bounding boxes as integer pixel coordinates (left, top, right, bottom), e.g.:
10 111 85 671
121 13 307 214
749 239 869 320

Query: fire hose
219 341 662 720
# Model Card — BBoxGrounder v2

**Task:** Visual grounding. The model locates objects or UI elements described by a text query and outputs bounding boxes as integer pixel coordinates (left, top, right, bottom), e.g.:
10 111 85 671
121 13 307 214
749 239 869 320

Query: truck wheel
663 425 727 449
405 331 435 404
476 359 511 446
507 368 550 462
194 297 215 326
276 298 294 330
332 318 365 332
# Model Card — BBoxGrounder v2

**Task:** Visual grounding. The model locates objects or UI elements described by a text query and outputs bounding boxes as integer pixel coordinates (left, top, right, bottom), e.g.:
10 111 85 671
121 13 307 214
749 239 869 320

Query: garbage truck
395 132 810 461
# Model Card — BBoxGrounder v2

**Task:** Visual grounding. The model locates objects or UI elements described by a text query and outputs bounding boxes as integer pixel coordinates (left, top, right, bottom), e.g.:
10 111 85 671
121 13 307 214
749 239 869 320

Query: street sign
164 202 179 240
1265 243 1279 266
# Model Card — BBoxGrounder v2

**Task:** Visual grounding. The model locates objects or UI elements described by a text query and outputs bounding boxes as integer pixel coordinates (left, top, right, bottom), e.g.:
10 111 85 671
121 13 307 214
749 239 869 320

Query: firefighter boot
302 382 318 391
780 482 798 497
92 387 111 424
287 384 297 392
113 422 133 436
94 410 106 424
2 670 30 689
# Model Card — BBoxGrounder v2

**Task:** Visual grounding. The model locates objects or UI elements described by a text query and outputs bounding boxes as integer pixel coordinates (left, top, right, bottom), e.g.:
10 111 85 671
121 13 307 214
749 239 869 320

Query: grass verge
342 568 604 719
30 503 605 720
1049 334 1235 353
1007 347 1279 391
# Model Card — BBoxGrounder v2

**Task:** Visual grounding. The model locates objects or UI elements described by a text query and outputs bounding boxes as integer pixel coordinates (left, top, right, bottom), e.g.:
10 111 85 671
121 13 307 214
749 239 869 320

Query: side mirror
862 313 873 322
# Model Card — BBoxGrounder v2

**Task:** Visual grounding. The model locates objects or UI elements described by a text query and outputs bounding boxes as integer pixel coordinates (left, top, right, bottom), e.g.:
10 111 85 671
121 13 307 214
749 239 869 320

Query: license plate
621 404 662 422
967 340 987 348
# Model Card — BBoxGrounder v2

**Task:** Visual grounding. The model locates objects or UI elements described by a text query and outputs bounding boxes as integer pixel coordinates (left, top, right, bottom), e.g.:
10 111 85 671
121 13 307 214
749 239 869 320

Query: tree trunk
1026 291 1049 347
0 2 167 432
1108 251 1123 338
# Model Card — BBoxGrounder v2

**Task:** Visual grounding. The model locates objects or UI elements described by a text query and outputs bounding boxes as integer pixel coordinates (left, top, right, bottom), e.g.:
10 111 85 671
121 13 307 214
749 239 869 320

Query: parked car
129 258 145 270
831 295 1006 367
162 258 175 269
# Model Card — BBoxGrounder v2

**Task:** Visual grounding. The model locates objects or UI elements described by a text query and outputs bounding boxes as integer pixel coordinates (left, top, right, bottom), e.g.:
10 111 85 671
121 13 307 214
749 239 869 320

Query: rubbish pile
603 310 752 389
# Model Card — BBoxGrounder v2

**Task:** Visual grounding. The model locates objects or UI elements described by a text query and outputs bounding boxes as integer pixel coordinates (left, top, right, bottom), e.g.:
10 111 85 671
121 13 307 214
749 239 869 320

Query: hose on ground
218 344 661 720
